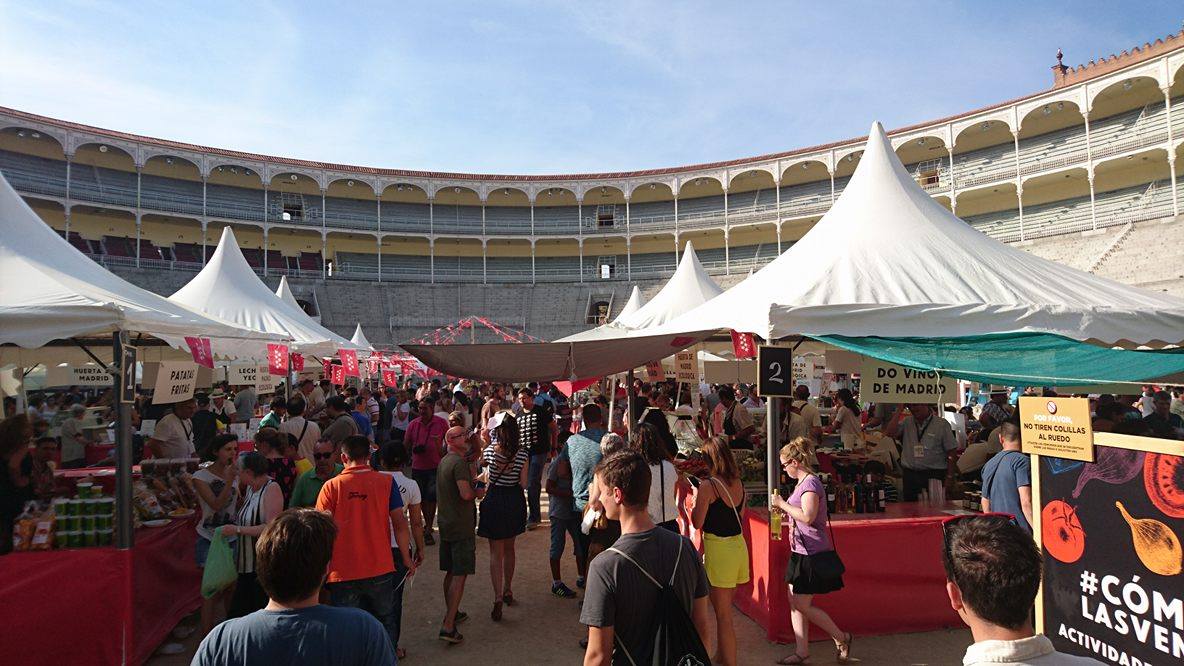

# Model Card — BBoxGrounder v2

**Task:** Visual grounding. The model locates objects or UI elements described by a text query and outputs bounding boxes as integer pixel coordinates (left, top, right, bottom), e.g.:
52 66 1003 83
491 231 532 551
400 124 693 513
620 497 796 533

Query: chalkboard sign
119 346 137 405
757 345 793 397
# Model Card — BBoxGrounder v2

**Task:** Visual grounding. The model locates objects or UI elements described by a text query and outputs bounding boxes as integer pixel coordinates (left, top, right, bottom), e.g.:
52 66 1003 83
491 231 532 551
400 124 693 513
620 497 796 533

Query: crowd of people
3 374 1150 664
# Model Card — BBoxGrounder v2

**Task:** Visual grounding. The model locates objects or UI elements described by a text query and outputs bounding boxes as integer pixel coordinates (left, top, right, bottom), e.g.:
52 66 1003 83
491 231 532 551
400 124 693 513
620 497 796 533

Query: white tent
0 172 277 358
612 286 645 323
275 276 301 310
556 243 722 342
170 228 355 356
655 121 1184 347
350 323 375 351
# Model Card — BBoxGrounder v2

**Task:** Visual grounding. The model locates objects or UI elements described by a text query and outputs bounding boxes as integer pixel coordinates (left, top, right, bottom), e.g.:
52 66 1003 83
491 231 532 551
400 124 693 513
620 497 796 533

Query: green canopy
814 333 1184 388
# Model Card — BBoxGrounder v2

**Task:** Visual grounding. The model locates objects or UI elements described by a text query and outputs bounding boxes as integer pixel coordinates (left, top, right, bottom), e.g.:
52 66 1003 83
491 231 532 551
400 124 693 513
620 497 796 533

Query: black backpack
606 538 710 666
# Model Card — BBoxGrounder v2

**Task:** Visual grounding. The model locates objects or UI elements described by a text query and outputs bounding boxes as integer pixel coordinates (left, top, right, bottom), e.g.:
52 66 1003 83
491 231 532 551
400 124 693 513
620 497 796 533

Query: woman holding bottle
221 451 283 618
772 437 853 665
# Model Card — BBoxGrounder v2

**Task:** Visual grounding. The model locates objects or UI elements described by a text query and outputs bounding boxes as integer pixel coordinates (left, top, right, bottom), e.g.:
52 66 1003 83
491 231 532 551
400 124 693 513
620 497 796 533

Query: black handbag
788 478 846 580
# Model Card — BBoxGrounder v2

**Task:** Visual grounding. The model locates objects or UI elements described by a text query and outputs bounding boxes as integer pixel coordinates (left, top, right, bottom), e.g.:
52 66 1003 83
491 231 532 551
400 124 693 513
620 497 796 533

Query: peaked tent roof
655 121 1184 347
0 171 278 356
350 324 374 351
170 228 355 356
612 286 645 324
275 276 301 310
556 243 722 342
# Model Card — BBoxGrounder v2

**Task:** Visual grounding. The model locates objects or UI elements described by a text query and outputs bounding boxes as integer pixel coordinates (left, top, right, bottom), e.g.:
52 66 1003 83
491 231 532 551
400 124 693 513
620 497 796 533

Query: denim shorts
549 516 582 561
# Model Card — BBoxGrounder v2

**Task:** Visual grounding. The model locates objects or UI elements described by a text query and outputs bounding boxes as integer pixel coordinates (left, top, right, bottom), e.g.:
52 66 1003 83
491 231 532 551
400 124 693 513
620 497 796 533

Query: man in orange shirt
316 435 415 654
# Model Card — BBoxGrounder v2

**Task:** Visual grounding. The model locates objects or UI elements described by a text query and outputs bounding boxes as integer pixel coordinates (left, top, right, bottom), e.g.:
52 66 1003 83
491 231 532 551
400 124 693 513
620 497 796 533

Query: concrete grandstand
1 32 1183 345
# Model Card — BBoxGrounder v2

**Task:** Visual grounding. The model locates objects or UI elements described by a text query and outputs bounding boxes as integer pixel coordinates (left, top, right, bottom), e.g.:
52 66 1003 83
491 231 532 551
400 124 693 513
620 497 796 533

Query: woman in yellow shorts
691 435 749 666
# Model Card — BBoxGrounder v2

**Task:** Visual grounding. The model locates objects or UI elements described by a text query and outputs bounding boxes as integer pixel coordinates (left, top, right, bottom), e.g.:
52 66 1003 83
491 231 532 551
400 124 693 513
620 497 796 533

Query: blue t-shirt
351 412 373 439
193 605 395 666
566 428 606 511
981 450 1032 533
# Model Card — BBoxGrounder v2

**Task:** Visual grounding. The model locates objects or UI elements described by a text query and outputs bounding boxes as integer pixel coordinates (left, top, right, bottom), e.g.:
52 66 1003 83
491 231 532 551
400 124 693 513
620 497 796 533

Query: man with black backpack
581 450 711 666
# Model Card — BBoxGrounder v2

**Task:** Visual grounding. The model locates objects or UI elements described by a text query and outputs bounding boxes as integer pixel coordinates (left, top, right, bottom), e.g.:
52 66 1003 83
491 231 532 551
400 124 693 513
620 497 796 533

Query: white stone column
626 236 632 280
482 238 488 285
578 237 584 284
376 236 382 283
530 238 536 285
201 221 208 265
723 187 730 274
577 197 583 282
321 233 327 280
429 236 435 284
947 147 958 215
135 166 142 267
1084 112 1097 229
64 153 72 239
1165 87 1179 217
775 172 782 253
1013 130 1025 238
263 226 269 276
376 195 383 282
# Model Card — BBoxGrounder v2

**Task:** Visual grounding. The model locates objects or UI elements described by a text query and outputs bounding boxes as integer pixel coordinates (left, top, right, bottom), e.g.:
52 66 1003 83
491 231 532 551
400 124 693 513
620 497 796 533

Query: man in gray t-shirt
580 450 709 664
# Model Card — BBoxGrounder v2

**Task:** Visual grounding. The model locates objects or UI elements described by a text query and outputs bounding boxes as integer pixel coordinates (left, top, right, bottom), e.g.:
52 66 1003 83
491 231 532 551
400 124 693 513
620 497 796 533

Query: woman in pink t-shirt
772 437 853 665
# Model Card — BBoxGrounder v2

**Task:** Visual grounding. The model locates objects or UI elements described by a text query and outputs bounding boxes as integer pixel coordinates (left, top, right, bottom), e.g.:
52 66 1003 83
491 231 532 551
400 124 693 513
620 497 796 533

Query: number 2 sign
758 345 794 397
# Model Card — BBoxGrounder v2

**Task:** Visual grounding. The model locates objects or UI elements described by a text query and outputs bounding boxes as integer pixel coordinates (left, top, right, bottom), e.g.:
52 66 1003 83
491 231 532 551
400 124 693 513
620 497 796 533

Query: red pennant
291 353 304 372
322 358 332 378
184 336 214 369
330 364 345 385
339 349 359 377
381 370 398 387
267 344 289 375
730 330 756 359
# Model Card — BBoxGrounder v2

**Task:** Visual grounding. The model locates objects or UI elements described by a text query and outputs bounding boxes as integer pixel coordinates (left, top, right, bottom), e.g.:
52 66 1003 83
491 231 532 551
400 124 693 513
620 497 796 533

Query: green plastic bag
201 530 237 599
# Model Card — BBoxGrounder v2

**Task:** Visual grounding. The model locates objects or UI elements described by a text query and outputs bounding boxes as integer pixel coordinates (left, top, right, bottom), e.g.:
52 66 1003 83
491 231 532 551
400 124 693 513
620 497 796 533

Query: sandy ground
149 504 972 665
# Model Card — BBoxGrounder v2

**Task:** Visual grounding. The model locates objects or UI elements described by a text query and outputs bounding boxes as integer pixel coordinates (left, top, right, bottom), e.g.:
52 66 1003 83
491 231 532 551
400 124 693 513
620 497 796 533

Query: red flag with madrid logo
290 353 304 372
366 359 379 377
339 349 360 377
322 358 332 378
381 370 398 387
731 330 756 359
267 344 289 376
184 336 214 369
330 364 345 386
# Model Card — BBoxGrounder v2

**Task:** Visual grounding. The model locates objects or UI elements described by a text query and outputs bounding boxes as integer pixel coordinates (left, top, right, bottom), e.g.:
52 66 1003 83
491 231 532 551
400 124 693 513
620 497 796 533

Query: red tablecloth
0 516 201 665
736 503 962 642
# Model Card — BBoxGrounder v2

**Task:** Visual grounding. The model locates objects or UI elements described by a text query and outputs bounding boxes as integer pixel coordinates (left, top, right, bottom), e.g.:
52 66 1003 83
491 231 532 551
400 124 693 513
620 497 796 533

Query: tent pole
606 377 617 434
113 331 134 550
626 368 636 439
766 396 780 506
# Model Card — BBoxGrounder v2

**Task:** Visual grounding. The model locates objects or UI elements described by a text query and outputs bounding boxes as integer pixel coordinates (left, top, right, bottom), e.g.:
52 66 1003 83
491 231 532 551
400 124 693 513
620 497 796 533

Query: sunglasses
313 452 335 460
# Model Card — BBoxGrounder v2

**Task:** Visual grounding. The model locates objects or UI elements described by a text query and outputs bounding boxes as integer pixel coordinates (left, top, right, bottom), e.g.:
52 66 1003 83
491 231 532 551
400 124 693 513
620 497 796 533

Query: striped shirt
236 479 274 574
482 445 529 487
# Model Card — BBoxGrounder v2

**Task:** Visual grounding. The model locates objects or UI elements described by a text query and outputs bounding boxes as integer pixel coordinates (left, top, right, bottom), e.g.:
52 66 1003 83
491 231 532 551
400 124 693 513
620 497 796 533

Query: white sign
228 364 259 386
674 350 697 382
45 364 111 387
860 359 956 404
152 361 198 405
255 366 277 393
791 356 813 387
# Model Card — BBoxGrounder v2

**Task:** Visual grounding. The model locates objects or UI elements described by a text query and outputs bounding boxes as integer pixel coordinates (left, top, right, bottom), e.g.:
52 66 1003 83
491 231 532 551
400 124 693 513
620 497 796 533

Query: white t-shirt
210 401 236 422
962 635 1103 665
384 470 421 549
193 466 239 541
152 413 195 458
646 460 679 525
59 417 88 462
280 416 322 462
793 400 823 429
392 402 411 430
1139 394 1156 417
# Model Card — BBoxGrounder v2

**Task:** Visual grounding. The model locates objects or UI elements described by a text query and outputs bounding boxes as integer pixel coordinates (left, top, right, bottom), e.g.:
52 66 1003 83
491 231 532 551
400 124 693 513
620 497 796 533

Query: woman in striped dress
477 411 529 621
221 452 283 618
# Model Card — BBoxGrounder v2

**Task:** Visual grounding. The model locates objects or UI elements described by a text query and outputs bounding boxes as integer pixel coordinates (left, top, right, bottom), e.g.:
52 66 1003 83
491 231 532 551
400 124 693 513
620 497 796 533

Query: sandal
502 591 515 606
835 632 854 664
438 628 463 644
491 601 503 622
776 655 809 665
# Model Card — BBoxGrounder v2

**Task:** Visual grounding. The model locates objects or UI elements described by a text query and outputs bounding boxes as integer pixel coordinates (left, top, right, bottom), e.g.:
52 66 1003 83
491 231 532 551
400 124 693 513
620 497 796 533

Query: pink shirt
406 415 448 470
788 474 832 555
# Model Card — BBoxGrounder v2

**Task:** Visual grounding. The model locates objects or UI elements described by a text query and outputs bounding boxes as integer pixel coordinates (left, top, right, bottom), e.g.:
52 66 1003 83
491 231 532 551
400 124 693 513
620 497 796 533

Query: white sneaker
158 642 186 656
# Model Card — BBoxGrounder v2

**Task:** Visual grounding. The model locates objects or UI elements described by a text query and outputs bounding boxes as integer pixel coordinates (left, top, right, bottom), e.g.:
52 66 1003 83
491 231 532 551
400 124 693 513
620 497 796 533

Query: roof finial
1055 48 1064 65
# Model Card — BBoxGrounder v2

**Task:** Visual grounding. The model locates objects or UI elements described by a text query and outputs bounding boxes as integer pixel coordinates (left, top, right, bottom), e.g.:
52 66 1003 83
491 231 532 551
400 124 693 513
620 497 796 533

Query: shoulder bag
787 476 846 581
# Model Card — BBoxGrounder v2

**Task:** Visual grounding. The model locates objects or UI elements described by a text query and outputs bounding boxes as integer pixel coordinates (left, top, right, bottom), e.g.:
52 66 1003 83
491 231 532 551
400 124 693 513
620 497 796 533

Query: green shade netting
813 333 1184 387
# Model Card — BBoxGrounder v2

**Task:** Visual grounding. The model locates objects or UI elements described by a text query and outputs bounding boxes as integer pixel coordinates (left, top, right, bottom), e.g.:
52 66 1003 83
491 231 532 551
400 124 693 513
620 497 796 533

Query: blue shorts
196 536 211 567
549 516 583 562
412 468 438 503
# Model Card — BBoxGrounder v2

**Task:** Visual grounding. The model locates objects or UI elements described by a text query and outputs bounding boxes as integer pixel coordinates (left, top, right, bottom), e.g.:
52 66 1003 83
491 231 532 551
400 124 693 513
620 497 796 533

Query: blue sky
1 1 1180 174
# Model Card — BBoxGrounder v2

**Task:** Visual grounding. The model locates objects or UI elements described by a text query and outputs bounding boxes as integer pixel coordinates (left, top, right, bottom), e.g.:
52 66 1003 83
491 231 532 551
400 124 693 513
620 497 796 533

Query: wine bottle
877 482 887 512
845 476 857 514
770 490 783 540
825 475 837 514
853 475 864 513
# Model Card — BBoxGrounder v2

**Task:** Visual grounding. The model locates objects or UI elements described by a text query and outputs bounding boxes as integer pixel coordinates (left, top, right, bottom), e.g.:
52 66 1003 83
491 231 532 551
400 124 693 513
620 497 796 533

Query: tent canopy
556 243 722 343
612 286 645 324
170 228 355 356
275 276 301 310
654 121 1184 348
0 171 277 357
350 324 375 352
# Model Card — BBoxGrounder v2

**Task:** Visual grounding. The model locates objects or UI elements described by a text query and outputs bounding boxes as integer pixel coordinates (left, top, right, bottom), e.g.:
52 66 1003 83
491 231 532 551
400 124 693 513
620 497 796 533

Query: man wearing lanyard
885 403 958 502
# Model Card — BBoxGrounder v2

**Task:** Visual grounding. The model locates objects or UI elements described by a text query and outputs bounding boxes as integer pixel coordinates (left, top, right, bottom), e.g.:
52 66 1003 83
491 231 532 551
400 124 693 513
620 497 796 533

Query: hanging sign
366 359 380 377
184 336 214 369
1019 396 1094 463
340 349 360 377
228 364 259 386
859 358 955 403
321 358 332 378
758 345 794 397
730 331 756 360
267 344 289 376
381 370 398 388
330 364 346 386
674 350 697 382
291 353 304 372
152 361 198 405
1035 434 1184 664
645 360 665 383
120 347 137 405
45 365 111 387
255 365 278 394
